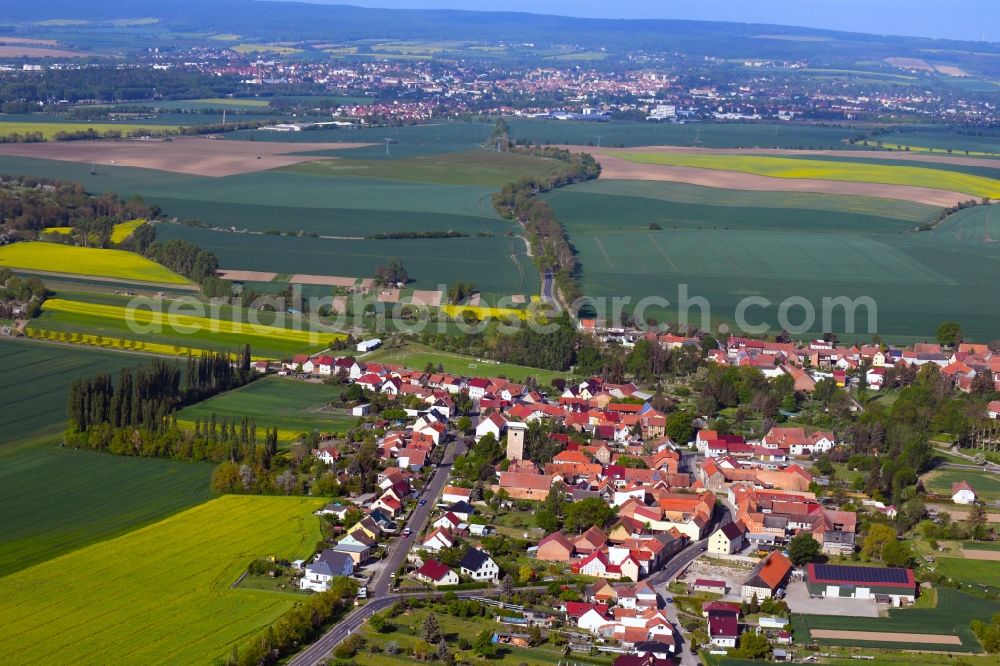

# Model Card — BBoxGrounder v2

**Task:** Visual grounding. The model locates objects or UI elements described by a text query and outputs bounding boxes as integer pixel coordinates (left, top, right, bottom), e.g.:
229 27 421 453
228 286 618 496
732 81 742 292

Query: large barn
805 564 916 605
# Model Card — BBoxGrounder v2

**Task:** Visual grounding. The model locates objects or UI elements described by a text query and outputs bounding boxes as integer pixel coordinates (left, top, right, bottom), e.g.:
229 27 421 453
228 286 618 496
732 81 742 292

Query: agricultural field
156 224 538 296
504 118 865 150
790 588 999 652
0 495 324 665
0 242 193 285
364 342 573 384
110 218 146 242
614 152 1000 199
933 557 1000 589
0 446 212 577
31 295 340 359
176 376 358 441
923 468 1000 502
870 127 1000 156
0 337 147 448
545 179 1000 342
285 149 566 187
931 205 1000 244
0 120 182 140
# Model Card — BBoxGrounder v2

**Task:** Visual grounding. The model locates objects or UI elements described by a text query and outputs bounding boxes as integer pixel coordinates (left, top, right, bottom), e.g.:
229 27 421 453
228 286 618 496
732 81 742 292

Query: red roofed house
414 560 459 587
988 401 1000 419
952 481 977 505
537 532 575 562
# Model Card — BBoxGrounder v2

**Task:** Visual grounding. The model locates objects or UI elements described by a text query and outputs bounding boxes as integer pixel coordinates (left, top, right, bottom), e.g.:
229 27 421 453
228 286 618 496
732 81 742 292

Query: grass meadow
0 446 212 577
789 588 998 652
0 337 146 448
923 468 1000 501
545 179 1000 342
0 242 193 285
363 341 573 384
177 376 359 441
616 152 1000 198
0 495 324 665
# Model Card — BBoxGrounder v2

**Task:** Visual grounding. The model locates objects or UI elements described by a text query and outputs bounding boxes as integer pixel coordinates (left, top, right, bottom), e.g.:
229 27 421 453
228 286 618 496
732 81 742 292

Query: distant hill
4 1 1000 74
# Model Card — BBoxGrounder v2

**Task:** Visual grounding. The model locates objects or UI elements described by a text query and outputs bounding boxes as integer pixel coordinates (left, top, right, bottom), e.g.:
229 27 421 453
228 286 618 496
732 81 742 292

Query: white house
442 486 472 505
577 608 611 634
466 378 491 400
299 550 354 592
414 560 460 587
459 548 499 582
988 401 1000 420
952 481 977 505
421 527 455 552
475 412 507 442
708 522 745 555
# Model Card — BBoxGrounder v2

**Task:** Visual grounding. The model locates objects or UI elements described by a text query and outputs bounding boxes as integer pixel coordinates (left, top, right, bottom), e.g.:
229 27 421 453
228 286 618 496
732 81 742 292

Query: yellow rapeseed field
23 327 271 360
621 152 1000 199
0 496 324 665
440 303 533 320
0 242 193 284
0 121 181 140
110 218 146 243
41 298 343 346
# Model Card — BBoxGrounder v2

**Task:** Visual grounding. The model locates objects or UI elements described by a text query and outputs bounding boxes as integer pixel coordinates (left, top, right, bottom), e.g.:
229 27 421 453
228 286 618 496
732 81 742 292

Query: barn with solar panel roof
805 563 917 605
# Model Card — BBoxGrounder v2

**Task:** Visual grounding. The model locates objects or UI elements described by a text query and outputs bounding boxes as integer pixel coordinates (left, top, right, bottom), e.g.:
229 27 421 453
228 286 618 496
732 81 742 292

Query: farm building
356 338 382 353
805 563 916 605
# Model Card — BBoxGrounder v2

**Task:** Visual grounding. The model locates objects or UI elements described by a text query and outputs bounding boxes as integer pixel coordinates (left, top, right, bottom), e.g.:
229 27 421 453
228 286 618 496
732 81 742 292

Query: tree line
489 121 601 305
0 175 157 238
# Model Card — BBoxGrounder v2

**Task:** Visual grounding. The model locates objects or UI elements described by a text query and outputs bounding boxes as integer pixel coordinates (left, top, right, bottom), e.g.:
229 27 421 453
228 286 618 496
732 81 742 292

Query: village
246 328 1000 665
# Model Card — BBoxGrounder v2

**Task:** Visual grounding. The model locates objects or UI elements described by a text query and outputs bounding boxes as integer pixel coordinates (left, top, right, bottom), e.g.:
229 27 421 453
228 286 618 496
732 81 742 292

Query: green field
364 342 573 384
157 224 537 295
0 446 212 577
545 179 1000 341
790 588 999 652
177 376 358 440
931 205 1000 244
0 337 147 447
934 557 1000 589
0 242 193 285
615 152 1000 199
286 149 565 187
924 468 1000 501
0 495 323 665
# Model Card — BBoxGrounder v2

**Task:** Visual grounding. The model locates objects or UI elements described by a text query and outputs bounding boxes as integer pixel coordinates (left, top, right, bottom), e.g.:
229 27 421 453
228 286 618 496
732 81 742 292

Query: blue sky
319 1 997 42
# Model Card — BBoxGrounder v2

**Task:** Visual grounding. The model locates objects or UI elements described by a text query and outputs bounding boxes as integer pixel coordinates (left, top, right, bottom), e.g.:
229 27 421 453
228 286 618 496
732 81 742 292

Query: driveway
783 580 878 617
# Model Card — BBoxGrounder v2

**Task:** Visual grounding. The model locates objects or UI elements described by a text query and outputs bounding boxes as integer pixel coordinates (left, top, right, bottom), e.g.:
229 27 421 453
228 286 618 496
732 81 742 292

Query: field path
647 233 679 272
810 629 961 645
9 268 199 291
583 152 974 207
593 237 617 270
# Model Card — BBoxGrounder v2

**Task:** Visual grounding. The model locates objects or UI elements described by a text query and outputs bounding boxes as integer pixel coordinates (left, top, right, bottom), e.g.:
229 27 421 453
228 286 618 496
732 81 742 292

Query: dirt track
0 137 371 177
811 629 962 645
962 548 1000 561
588 152 973 207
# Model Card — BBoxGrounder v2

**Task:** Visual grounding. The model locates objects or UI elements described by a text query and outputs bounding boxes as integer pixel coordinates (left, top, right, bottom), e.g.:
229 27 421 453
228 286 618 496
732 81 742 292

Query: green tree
564 497 616 533
787 532 822 565
665 410 695 444
881 539 914 567
422 613 442 644
936 321 963 347
456 415 472 435
474 628 498 657
861 523 898 562
730 629 771 659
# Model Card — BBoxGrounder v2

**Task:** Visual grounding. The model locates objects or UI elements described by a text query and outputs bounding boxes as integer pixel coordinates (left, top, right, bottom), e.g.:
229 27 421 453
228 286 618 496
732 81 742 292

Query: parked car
403 527 411 536
418 499 427 506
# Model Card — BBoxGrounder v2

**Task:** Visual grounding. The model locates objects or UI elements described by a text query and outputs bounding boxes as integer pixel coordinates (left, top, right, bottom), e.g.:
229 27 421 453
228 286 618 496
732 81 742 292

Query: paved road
541 271 560 310
289 435 468 666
